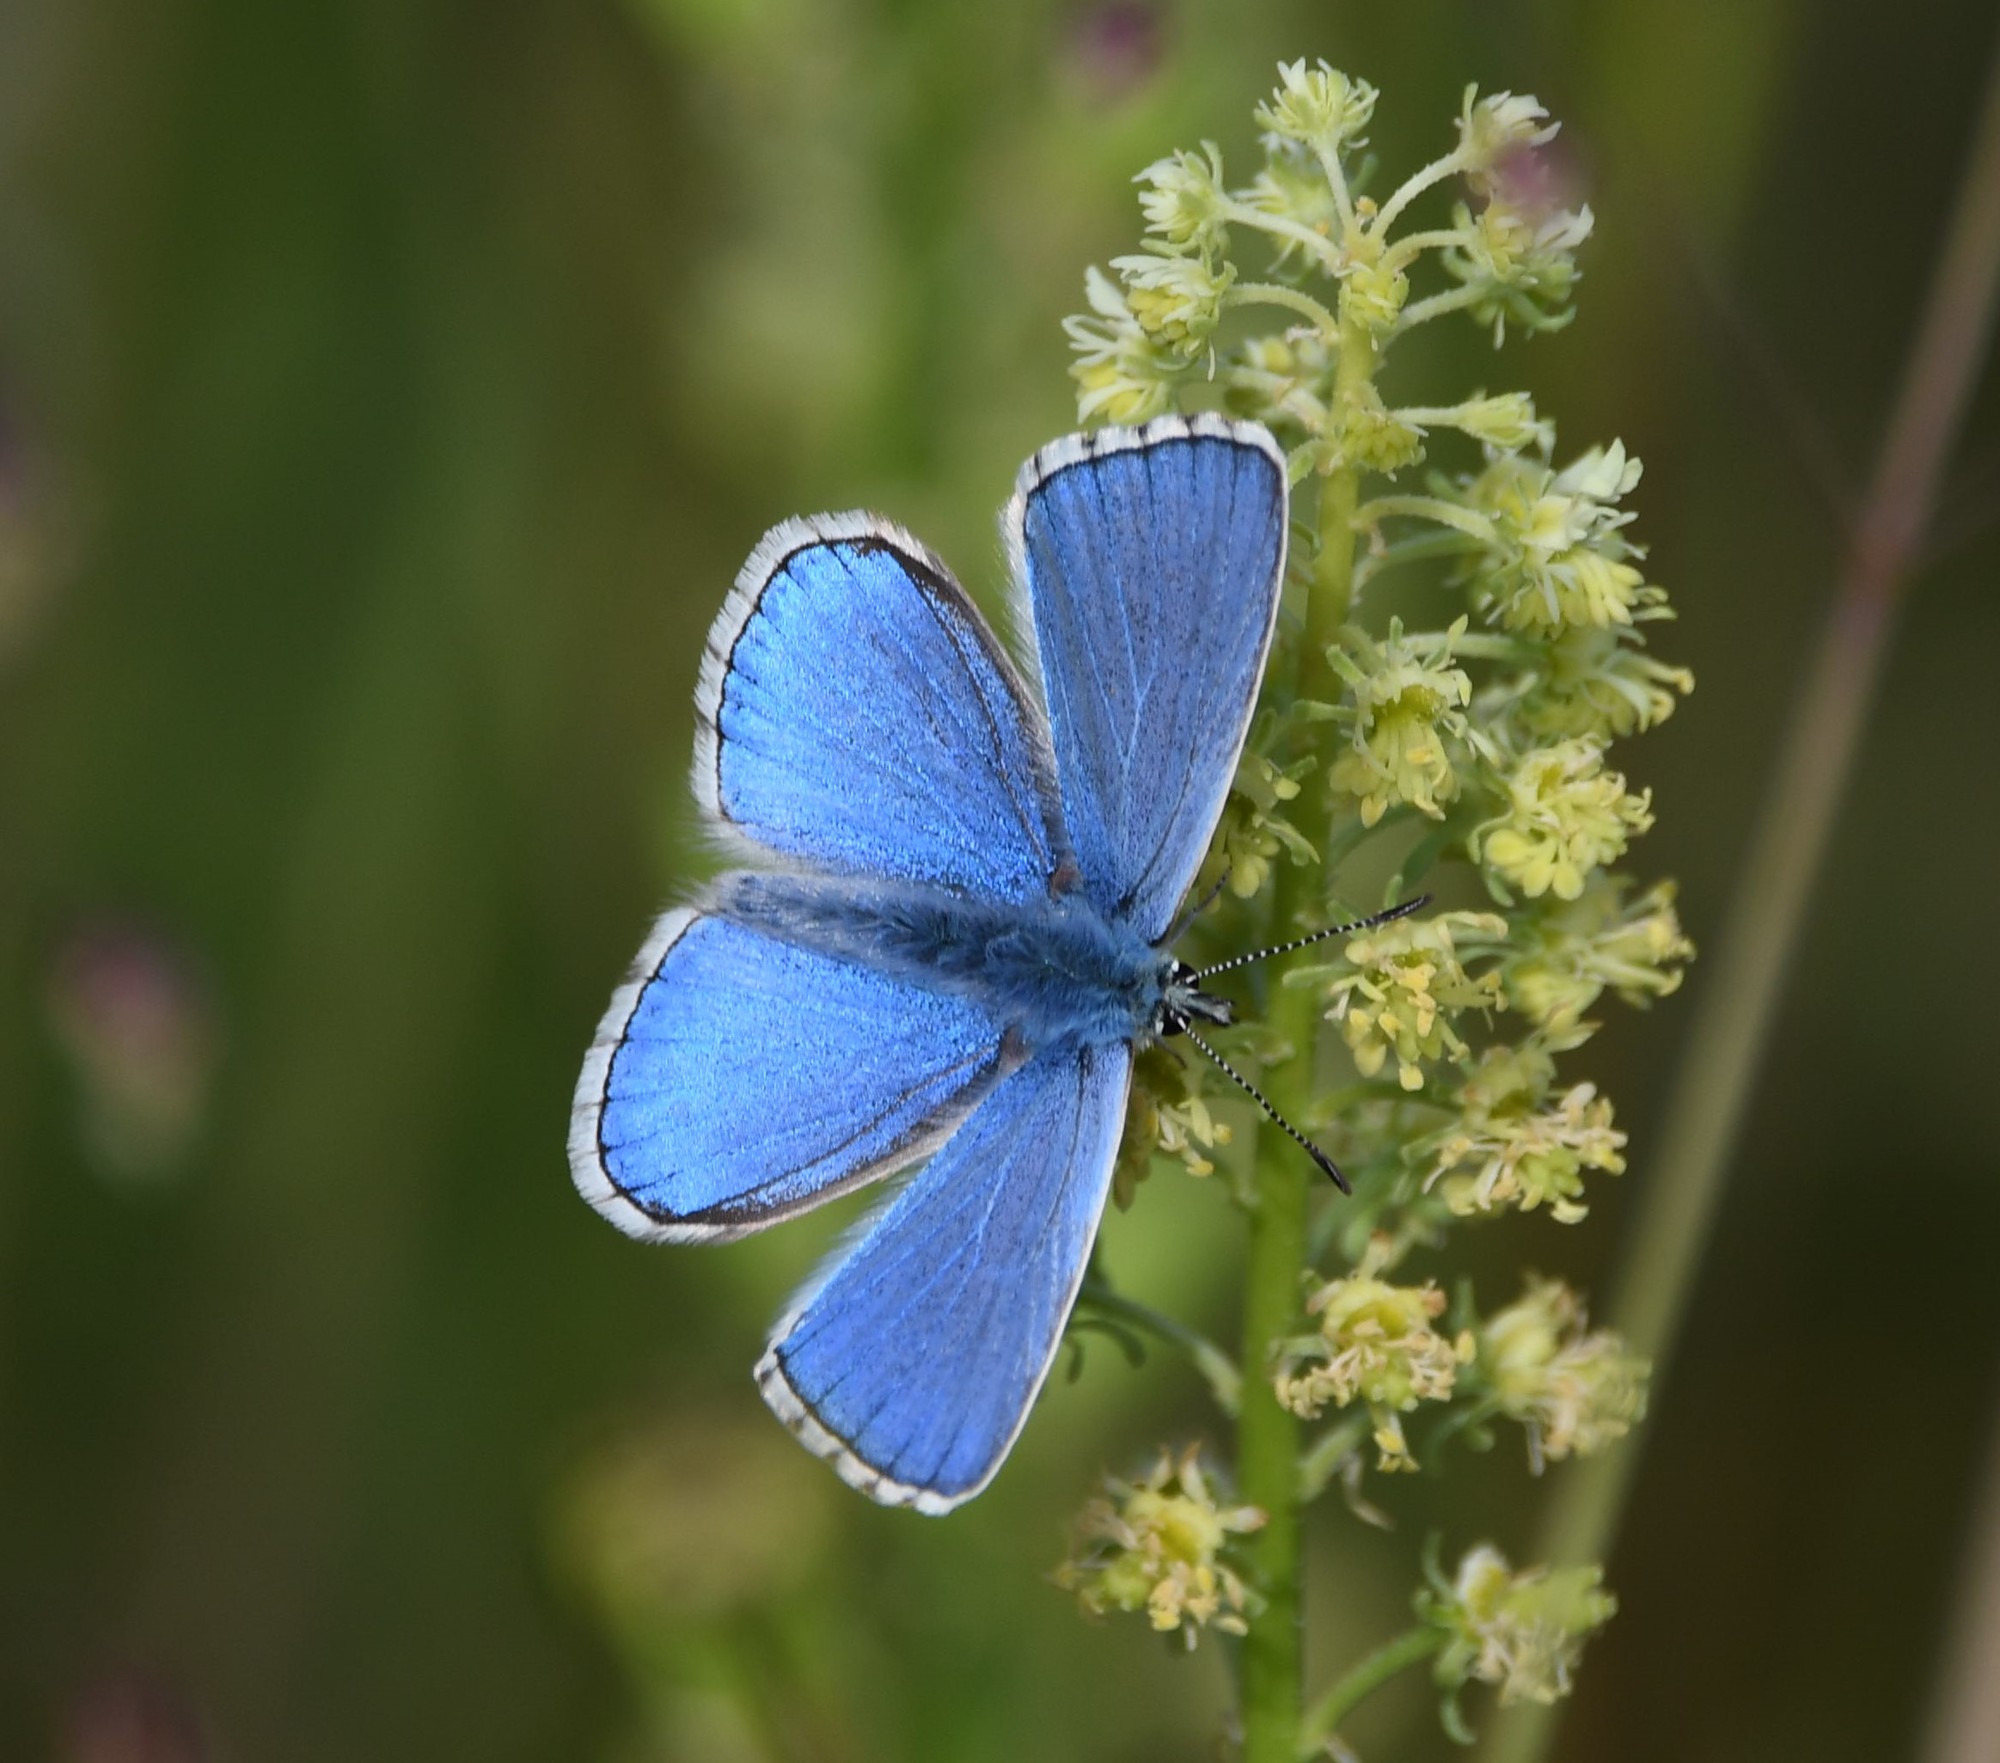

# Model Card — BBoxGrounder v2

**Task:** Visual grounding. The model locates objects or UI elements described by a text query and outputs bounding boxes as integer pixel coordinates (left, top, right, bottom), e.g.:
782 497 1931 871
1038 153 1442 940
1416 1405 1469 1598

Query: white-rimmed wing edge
998 414 1289 935
570 909 707 1241
751 1043 1134 1516
689 509 1064 866
997 412 1288 715
567 905 997 1244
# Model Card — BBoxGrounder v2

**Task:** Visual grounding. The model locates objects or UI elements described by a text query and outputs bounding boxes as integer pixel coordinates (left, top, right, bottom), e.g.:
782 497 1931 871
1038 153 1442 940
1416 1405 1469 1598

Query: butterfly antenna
1165 869 1235 944
1179 1025 1352 1194
1190 894 1431 982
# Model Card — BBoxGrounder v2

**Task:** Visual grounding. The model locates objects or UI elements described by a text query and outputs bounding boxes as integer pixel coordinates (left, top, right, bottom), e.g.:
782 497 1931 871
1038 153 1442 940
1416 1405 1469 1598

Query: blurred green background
3 0 1999 1758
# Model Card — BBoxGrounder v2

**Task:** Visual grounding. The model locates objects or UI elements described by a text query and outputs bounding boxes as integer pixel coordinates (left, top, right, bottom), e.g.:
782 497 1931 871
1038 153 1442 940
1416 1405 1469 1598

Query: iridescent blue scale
570 416 1288 1512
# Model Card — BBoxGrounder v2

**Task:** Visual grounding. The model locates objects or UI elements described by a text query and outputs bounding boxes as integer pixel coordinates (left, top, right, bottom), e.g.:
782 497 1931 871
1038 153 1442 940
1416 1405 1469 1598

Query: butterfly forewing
1007 416 1288 940
696 514 1069 902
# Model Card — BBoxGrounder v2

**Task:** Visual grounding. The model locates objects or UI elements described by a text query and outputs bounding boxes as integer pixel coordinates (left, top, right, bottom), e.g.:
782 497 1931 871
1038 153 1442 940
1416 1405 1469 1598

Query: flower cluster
1503 876 1695 1036
1067 269 1184 424
1254 59 1378 158
1422 1544 1618 1708
1056 61 1688 1746
1440 201 1594 345
1475 736 1654 902
1476 1279 1649 1461
1454 443 1660 634
1203 748 1319 900
1499 623 1694 742
1295 911 1506 1092
1053 1447 1265 1645
1114 1044 1236 1206
1275 1246 1471 1469
1416 1043 1626 1222
1326 619 1472 826
1441 88 1595 345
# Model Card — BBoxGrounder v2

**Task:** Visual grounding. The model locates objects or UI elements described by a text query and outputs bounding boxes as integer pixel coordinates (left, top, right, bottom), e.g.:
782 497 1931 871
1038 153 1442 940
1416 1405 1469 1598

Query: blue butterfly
571 415 1301 1514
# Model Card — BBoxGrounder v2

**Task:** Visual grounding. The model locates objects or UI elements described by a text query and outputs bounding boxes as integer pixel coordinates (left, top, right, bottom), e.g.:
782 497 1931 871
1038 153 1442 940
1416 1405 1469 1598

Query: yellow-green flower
1422 1545 1617 1706
1254 59 1377 158
1447 391 1550 452
1332 381 1424 475
1457 442 1660 635
1275 1250 1470 1468
1421 1042 1626 1223
1328 618 1472 825
1111 248 1235 350
1224 330 1335 433
1242 145 1344 273
1441 197 1593 343
1053 1447 1265 1645
1206 750 1318 899
1474 736 1654 901
1135 142 1232 256
1065 266 1188 423
1478 1278 1648 1460
1457 89 1559 188
1114 1046 1236 1206
1506 623 1694 740
1340 238 1410 334
1503 875 1695 1035
1300 910 1505 1091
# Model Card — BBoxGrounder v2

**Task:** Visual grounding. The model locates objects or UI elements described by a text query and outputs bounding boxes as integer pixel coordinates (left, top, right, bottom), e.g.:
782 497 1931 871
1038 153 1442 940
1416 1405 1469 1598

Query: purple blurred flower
1064 1 1165 102
0 378 65 666
1476 135 1590 230
47 917 218 1184
66 1670 207 1763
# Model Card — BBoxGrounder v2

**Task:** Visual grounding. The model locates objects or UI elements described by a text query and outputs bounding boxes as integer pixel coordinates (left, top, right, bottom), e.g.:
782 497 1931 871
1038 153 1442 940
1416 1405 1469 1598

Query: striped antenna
1180 1025 1351 1194
1190 895 1430 982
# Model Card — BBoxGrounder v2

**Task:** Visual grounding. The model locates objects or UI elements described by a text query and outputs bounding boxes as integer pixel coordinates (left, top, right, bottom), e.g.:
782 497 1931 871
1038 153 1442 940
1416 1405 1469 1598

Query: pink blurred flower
46 917 218 1183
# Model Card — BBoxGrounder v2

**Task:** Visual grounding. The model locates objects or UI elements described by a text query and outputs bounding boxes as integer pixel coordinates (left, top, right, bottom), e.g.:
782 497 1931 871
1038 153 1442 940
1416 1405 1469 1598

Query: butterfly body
572 416 1289 1512
711 869 1183 1054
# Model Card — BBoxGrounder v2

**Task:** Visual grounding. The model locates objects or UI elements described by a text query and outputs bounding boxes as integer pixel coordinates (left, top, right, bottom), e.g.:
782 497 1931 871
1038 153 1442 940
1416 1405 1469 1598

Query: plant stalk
1297 1626 1447 1756
1482 26 2000 1763
1236 309 1373 1763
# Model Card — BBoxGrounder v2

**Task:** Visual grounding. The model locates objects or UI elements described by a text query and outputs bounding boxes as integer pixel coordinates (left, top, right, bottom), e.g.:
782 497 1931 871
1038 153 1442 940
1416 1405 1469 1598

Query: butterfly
571 415 1315 1514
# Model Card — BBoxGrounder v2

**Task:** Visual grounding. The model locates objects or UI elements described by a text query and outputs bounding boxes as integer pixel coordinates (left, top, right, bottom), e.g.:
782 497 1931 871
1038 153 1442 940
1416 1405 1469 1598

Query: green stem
1393 282 1487 335
1231 281 1342 338
1439 631 1532 660
1221 198 1347 275
1298 1626 1448 1756
1313 142 1357 235
1352 494 1494 541
1381 228 1471 274
1076 1281 1242 1414
1295 1412 1371 1503
1481 28 2000 1763
1236 308 1373 1763
1297 322 1375 704
1371 148 1471 237
1235 1055 1314 1763
1352 531 1476 591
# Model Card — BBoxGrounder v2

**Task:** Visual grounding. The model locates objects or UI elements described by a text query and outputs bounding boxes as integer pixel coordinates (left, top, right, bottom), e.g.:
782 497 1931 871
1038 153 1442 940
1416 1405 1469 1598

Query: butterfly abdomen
708 870 1166 1052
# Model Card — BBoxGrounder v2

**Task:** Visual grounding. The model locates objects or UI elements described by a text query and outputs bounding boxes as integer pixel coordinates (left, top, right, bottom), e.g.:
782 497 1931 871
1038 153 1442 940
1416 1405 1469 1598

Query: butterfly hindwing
697 515 1069 903
1007 416 1288 939
756 1041 1133 1513
571 905 1012 1242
